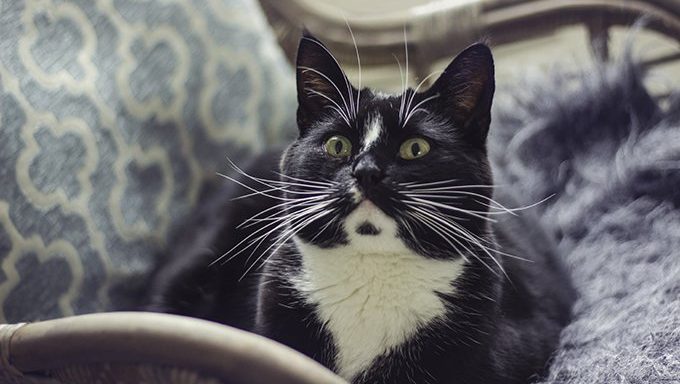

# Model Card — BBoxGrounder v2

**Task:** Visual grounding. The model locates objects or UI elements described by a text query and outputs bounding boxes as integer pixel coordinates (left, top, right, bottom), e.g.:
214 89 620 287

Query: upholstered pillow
0 0 296 322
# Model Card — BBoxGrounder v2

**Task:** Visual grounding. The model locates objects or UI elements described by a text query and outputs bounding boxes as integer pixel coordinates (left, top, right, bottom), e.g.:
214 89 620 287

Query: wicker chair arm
1 312 346 384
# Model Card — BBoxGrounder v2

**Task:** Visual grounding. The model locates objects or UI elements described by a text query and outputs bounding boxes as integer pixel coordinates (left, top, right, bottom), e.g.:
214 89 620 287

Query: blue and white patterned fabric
0 0 296 322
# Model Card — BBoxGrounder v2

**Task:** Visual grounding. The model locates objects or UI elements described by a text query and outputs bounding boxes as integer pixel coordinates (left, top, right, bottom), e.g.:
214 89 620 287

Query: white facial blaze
362 113 383 151
293 201 466 381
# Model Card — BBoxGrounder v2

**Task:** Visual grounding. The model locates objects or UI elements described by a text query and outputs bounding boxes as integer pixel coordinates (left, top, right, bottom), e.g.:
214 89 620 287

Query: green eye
324 135 353 158
400 138 431 160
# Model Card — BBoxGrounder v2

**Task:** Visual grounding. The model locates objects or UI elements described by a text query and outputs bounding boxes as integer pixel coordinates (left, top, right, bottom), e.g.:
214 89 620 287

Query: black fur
356 222 380 235
147 32 575 384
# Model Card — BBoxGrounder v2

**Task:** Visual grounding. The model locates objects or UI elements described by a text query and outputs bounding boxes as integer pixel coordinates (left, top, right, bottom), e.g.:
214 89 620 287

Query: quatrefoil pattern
0 0 296 322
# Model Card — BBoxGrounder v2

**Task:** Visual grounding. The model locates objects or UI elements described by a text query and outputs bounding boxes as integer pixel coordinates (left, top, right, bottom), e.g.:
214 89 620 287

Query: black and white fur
148 32 576 384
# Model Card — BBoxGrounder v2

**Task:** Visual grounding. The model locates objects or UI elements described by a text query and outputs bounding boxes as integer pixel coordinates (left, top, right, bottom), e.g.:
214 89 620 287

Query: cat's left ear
296 30 356 134
427 43 495 146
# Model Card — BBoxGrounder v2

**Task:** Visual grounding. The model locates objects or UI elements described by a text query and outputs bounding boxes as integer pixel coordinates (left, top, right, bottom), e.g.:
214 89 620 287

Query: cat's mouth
356 221 380 236
348 200 389 236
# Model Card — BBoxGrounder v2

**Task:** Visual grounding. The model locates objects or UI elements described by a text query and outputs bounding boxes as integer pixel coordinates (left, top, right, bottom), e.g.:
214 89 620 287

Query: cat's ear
427 43 495 146
296 30 355 134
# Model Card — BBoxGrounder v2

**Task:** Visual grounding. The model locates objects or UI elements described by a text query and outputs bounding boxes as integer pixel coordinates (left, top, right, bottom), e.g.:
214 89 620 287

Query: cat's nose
353 156 384 188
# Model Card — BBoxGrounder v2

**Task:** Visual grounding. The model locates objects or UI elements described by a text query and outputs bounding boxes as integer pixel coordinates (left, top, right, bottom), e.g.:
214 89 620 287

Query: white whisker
400 26 409 125
233 187 329 201
410 209 493 273
409 206 506 278
301 36 356 120
227 158 332 191
211 199 332 266
242 202 334 266
307 89 352 126
393 53 406 123
408 211 468 258
402 193 464 201
420 206 528 276
406 189 554 217
402 94 440 127
275 172 335 187
400 180 472 188
299 66 352 122
244 198 338 227
345 19 361 119
242 208 334 280
217 172 293 201
310 208 340 243
405 71 442 113
237 198 326 229
407 196 497 223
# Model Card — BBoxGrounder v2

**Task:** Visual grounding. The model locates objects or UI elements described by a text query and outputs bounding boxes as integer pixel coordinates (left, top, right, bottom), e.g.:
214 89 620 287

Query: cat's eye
399 138 430 160
324 135 352 158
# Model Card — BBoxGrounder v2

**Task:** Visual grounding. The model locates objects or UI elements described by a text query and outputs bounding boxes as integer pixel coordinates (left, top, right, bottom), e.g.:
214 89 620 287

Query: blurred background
0 0 677 320
0 0 678 326
0 1 678 383
262 0 679 96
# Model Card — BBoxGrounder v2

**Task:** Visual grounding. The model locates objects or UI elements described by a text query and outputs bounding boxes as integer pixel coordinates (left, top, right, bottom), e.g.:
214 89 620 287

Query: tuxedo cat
148 32 576 384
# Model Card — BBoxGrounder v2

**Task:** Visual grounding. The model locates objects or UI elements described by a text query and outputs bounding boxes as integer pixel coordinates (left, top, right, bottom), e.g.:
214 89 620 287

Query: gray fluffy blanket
490 54 680 382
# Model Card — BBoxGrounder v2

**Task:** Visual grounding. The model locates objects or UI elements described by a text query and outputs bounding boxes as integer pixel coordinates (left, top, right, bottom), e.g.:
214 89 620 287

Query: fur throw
490 52 680 382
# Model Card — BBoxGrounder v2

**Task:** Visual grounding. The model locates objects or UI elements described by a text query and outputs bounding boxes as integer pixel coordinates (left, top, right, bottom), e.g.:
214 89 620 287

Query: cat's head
280 31 495 258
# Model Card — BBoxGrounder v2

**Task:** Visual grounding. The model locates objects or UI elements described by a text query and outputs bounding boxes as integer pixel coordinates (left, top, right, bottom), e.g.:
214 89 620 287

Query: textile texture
491 56 679 382
0 0 296 322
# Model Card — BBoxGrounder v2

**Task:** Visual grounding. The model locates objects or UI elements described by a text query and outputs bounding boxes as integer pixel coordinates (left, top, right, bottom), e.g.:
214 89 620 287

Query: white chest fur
293 202 465 381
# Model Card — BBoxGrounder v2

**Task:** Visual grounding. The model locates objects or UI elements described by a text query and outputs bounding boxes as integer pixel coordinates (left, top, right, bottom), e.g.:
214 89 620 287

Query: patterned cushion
0 0 296 322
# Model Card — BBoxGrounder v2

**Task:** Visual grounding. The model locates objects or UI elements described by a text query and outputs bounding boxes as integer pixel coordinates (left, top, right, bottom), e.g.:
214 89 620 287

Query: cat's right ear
296 30 355 134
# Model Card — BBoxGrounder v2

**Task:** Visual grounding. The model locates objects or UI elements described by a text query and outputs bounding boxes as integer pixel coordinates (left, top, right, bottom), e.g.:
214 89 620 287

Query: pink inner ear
301 70 337 98
453 66 489 114
455 81 484 113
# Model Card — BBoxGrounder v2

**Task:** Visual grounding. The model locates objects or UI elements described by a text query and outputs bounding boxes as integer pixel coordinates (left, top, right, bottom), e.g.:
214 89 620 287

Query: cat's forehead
356 96 398 150
360 110 384 151
356 90 424 132
358 92 403 130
